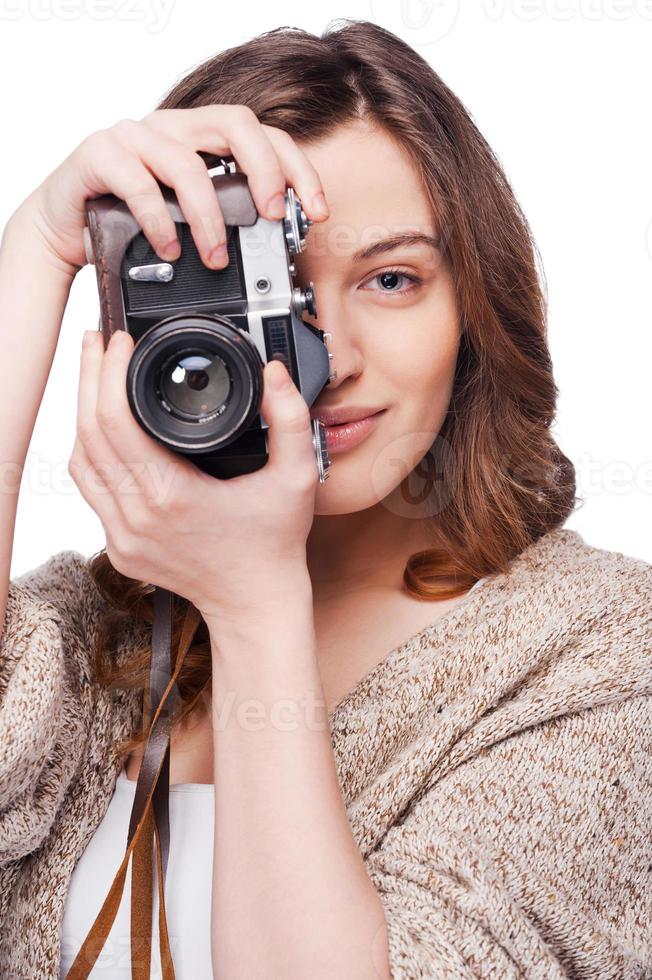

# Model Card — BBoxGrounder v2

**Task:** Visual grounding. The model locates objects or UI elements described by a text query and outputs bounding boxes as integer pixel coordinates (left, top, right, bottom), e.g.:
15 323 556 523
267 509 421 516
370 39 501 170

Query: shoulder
436 527 652 759
14 548 98 597
503 525 651 588
6 550 111 687
13 548 109 628
489 526 652 638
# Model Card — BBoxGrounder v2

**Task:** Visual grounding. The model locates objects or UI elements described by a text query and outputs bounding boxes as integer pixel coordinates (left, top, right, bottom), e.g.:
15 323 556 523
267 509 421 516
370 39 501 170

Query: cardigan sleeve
364 694 652 979
0 550 106 867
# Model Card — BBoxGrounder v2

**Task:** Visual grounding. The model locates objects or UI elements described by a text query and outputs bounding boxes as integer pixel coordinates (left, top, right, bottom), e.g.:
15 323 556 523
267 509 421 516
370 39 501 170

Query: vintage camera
82 157 335 481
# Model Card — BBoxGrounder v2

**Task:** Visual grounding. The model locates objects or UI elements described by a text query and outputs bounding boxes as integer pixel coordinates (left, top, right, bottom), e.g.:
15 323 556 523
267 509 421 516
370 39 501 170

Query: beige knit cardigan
0 527 651 979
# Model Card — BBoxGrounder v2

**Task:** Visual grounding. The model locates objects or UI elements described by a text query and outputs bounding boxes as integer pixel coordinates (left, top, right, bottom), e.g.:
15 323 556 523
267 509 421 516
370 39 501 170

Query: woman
1 18 650 980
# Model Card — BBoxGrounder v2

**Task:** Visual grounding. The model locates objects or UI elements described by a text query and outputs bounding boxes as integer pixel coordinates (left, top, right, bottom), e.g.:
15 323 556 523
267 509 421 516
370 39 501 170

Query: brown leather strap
131 789 175 980
153 808 176 978
65 596 201 978
133 587 173 872
130 586 172 978
130 797 154 978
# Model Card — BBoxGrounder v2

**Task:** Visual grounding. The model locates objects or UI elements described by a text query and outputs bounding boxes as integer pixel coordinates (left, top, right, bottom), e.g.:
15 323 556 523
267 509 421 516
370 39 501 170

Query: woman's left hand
68 328 319 624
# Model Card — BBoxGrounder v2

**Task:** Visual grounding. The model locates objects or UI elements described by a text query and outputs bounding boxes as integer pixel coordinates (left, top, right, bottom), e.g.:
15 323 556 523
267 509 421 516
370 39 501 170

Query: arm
0 198 78 632
206 569 392 980
0 200 92 868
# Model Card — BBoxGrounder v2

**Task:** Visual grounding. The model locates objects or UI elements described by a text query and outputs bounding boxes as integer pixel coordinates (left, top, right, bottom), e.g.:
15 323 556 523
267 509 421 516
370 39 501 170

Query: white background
2 0 650 576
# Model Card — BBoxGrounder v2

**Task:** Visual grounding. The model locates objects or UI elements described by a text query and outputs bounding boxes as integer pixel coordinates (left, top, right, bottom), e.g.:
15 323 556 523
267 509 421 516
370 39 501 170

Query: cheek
384 317 460 426
369 316 460 497
314 293 461 515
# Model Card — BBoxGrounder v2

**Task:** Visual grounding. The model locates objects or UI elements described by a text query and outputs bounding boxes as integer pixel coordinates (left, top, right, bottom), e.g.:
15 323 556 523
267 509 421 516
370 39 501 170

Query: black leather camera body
83 158 334 481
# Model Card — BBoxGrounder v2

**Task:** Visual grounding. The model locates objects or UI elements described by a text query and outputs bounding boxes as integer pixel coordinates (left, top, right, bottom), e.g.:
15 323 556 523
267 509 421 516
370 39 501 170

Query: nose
300 287 364 392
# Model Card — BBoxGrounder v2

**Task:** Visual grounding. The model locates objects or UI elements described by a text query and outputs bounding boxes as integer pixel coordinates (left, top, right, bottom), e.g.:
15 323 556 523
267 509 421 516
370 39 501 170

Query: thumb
261 359 315 477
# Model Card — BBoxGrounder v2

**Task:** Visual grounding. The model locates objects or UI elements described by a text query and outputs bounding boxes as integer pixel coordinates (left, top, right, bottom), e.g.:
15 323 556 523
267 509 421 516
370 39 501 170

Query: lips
310 405 385 427
317 410 386 454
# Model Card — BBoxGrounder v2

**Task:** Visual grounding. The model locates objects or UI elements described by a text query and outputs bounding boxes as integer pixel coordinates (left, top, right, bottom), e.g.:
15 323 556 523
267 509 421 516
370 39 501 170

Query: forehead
295 120 438 251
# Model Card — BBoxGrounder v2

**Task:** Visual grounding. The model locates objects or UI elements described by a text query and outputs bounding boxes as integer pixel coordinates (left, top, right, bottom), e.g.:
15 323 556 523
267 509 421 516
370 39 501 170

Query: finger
260 359 316 481
111 118 228 269
76 330 134 502
261 124 329 221
142 106 290 222
74 129 180 261
68 433 125 533
95 330 196 508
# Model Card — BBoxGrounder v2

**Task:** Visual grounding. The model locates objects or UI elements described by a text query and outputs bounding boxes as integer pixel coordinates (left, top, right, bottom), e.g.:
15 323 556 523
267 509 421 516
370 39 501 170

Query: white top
59 575 487 978
59 769 215 979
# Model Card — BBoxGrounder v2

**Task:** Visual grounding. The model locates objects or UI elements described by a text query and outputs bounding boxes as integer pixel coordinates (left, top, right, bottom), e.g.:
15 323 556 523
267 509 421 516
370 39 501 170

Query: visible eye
360 267 423 297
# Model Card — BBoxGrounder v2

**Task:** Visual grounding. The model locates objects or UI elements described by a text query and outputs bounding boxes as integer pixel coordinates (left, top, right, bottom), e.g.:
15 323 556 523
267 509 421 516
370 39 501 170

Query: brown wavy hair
88 18 578 759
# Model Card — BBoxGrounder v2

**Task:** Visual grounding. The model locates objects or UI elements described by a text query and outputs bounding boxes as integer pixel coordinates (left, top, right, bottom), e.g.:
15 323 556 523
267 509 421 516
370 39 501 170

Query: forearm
206 569 391 980
0 197 76 622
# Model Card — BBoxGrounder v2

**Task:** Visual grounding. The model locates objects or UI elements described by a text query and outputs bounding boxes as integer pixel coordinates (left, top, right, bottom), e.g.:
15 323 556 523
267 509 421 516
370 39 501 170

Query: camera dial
284 187 312 255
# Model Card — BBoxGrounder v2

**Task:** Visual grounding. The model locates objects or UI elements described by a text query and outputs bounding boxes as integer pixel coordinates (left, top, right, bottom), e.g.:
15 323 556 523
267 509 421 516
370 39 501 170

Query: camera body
83 158 334 481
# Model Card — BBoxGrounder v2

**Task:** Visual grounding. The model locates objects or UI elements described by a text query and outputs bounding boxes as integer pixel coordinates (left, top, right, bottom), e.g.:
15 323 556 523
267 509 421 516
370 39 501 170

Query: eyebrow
352 233 441 263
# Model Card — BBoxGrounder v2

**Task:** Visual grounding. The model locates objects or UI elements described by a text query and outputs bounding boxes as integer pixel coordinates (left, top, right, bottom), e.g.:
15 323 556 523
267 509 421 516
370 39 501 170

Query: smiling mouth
321 410 386 454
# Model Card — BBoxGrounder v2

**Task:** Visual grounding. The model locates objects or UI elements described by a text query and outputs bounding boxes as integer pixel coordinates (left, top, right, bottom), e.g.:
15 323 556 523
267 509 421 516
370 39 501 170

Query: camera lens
158 350 231 422
126 313 264 453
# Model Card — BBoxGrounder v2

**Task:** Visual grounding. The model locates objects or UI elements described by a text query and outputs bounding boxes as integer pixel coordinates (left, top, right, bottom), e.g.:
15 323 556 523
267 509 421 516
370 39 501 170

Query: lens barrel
126 313 264 453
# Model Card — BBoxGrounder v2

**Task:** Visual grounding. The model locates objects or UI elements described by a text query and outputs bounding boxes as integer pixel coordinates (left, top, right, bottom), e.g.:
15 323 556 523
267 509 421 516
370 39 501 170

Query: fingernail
208 243 228 267
109 330 130 348
266 193 286 220
312 192 329 217
268 359 292 391
160 239 181 261
83 330 99 348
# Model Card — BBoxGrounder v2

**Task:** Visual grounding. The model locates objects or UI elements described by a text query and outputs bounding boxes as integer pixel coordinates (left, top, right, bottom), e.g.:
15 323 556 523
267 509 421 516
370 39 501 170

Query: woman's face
293 119 462 517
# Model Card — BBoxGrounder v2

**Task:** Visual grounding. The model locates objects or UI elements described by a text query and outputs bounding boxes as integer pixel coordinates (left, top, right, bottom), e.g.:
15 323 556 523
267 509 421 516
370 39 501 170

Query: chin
312 453 405 516
312 424 443 518
313 480 379 516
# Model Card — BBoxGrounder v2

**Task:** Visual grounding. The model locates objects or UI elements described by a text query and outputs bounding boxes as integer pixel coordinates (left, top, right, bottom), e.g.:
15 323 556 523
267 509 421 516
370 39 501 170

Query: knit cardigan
0 526 651 979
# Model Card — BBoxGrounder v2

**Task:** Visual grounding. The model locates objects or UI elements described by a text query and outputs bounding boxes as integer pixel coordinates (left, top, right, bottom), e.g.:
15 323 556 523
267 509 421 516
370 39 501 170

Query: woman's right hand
15 105 330 278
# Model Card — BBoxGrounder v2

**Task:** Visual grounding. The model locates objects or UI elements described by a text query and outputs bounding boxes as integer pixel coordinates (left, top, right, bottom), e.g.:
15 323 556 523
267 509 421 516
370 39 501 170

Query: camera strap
66 589 201 980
